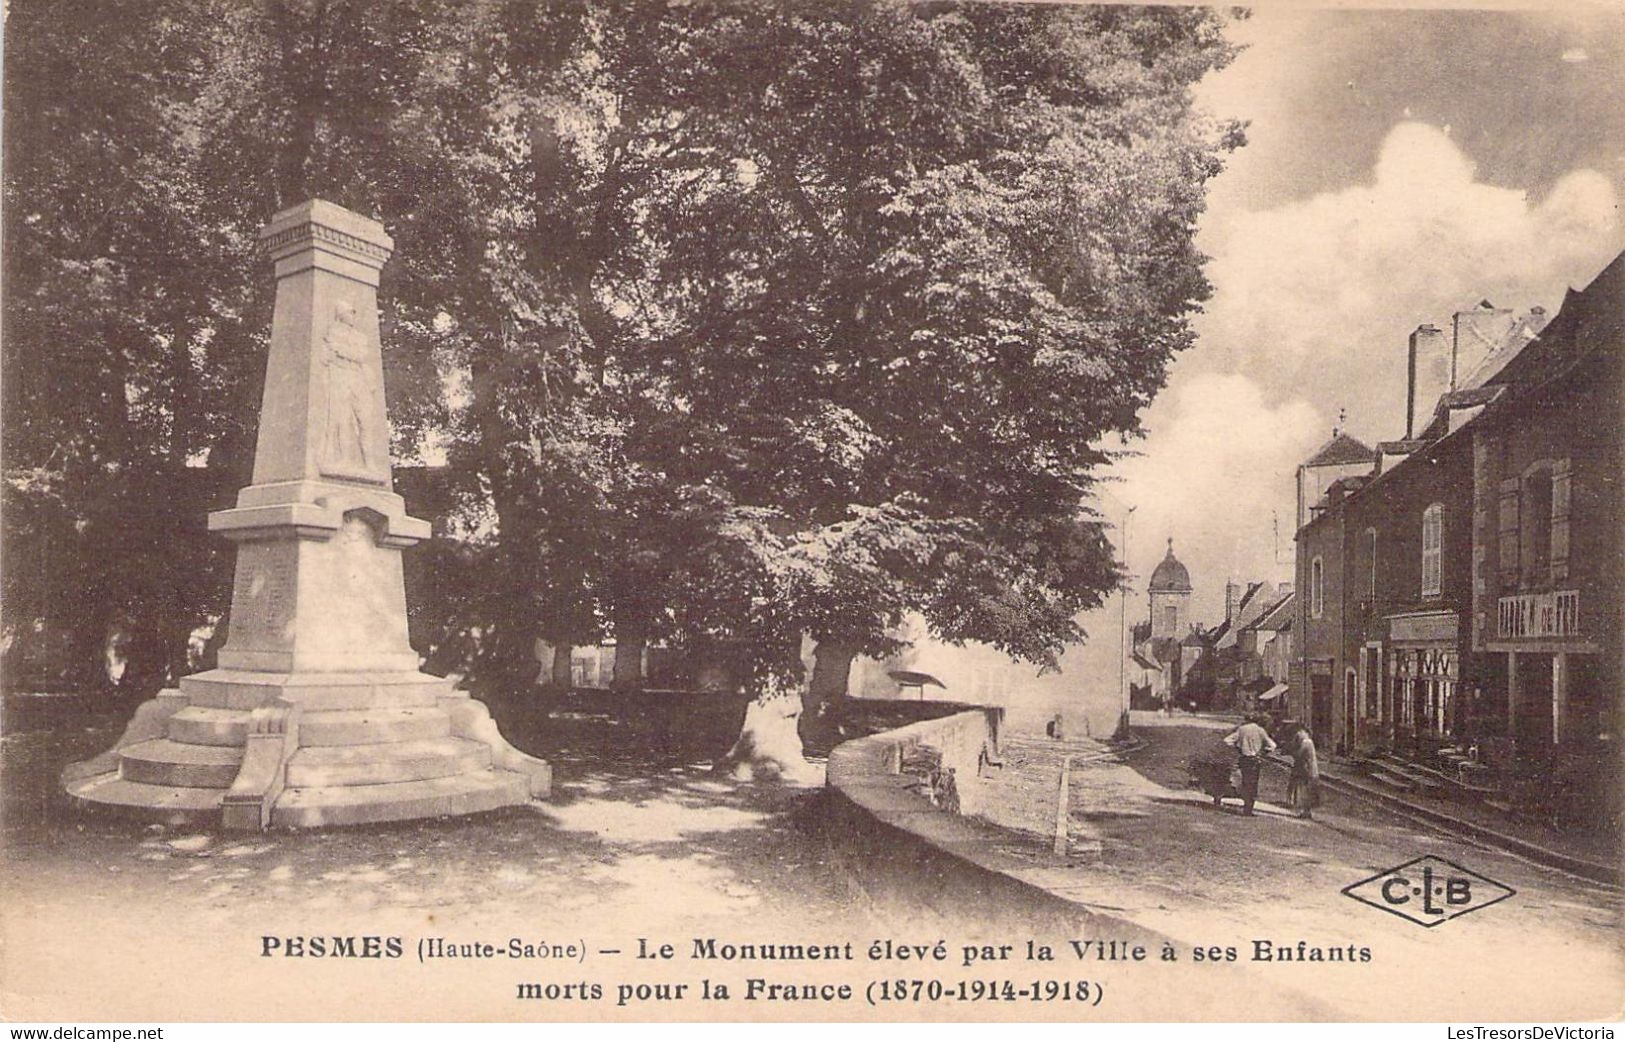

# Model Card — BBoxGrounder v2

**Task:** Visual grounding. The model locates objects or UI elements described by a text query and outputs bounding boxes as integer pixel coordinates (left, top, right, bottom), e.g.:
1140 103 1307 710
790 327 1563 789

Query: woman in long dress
1288 726 1320 819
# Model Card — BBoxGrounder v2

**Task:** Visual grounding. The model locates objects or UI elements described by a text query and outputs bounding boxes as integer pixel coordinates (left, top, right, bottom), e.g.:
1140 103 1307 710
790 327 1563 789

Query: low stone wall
488 687 755 760
826 704 1003 819
505 689 984 763
828 704 1002 809
818 704 1258 962
824 703 1170 936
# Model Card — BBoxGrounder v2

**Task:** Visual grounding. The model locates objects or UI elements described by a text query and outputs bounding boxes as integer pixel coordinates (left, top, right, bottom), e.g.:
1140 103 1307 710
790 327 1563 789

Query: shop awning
1258 682 1288 702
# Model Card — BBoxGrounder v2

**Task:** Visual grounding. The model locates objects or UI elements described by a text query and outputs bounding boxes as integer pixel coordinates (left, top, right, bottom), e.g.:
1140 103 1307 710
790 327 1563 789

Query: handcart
1190 754 1241 808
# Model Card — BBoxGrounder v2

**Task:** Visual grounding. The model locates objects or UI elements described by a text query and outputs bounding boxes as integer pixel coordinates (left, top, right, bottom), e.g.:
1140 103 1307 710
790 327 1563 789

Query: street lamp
1117 505 1136 739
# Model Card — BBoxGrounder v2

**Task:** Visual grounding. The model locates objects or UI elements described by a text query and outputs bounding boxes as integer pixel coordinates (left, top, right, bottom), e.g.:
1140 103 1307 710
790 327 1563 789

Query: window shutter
1519 475 1542 585
1422 504 1443 597
1497 477 1519 582
1550 458 1571 583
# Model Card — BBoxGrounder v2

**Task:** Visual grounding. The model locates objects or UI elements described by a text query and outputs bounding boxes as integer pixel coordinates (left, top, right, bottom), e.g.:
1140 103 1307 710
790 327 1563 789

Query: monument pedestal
64 200 550 829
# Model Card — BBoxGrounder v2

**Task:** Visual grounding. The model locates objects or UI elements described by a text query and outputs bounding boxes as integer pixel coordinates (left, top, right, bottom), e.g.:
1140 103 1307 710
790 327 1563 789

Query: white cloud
1107 372 1322 626
1108 122 1621 626
1195 123 1620 443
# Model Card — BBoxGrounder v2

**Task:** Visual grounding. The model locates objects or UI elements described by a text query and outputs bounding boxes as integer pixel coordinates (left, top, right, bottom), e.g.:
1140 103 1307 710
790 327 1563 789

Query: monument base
62 670 550 830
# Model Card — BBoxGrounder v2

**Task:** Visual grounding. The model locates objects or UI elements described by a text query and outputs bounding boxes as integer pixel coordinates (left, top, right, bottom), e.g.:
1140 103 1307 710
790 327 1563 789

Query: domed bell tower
1148 538 1192 639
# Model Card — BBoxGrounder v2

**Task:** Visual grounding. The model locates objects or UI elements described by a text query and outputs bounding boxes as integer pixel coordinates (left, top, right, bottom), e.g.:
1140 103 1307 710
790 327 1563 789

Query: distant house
1178 630 1207 696
1296 433 1380 530
1180 580 1289 711
1246 590 1295 687
1129 651 1162 710
1294 461 1374 750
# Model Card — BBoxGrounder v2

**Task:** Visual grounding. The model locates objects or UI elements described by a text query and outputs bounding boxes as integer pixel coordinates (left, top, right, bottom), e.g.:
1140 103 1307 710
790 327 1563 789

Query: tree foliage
3 1 1241 736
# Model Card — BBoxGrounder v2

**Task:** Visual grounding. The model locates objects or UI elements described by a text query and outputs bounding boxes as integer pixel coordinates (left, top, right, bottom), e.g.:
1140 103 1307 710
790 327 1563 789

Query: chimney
1225 580 1241 625
1407 324 1450 439
1452 300 1515 390
1461 303 1548 391
1378 440 1419 474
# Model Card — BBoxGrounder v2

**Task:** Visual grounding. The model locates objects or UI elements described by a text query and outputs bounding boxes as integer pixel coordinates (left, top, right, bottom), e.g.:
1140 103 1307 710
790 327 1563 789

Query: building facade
1469 259 1622 782
1288 251 1622 830
1293 468 1363 748
1339 428 1476 758
1243 589 1295 686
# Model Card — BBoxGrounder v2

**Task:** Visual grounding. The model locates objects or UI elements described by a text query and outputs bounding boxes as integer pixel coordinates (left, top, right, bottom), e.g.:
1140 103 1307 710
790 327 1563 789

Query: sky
1092 5 1625 631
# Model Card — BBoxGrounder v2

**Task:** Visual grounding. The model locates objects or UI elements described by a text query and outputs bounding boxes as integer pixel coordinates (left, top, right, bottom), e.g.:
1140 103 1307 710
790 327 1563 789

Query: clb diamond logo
1343 855 1515 927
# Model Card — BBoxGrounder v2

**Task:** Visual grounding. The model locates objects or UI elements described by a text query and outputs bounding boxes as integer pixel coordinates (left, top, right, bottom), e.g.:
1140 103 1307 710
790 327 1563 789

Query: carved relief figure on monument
320 299 373 480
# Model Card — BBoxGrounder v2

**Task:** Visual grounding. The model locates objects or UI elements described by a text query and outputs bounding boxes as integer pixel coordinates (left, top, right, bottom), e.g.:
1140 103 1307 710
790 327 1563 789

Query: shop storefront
1386 610 1461 755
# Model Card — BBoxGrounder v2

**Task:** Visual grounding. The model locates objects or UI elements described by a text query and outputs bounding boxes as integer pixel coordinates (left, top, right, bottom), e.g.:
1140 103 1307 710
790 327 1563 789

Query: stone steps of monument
64 770 223 825
167 706 251 746
119 738 244 788
284 737 492 787
271 770 530 828
299 706 453 747
179 672 450 712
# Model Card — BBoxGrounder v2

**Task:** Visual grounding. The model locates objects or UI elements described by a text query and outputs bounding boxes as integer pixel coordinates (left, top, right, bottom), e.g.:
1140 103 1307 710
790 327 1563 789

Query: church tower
1148 538 1193 639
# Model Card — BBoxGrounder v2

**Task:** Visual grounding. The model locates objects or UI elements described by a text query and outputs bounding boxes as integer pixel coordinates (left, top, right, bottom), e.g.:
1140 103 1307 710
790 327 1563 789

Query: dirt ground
2 697 925 1019
3 699 1620 1022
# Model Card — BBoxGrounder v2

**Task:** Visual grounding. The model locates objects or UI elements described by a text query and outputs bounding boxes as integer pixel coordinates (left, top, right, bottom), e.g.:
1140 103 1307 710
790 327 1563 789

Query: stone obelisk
64 200 551 829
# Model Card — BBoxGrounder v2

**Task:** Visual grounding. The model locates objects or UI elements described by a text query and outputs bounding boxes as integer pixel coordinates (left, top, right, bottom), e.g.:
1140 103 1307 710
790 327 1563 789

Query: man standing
1223 714 1277 816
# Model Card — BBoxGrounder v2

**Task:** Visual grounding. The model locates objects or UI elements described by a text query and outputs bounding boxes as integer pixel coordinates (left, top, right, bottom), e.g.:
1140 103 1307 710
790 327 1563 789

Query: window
1366 528 1378 600
1407 648 1457 736
1551 459 1571 582
1311 556 1324 618
1498 478 1520 581
1504 459 1573 588
1399 659 1415 729
1421 503 1443 597
1361 645 1381 720
1518 460 1572 587
1162 605 1178 633
1521 469 1552 583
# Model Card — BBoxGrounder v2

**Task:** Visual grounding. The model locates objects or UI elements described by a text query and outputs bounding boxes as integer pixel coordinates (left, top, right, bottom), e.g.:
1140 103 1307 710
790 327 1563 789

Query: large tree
3 0 617 692
2 0 267 690
4 2 1240 777
607 2 1242 772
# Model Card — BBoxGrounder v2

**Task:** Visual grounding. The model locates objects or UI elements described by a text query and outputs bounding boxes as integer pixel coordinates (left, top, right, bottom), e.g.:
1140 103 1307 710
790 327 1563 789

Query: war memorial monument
61 200 552 829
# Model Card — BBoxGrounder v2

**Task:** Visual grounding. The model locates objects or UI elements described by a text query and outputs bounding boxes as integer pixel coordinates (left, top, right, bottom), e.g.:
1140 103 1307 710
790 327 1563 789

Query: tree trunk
466 348 549 692
612 633 646 691
119 620 172 699
548 641 574 692
716 673 821 785
801 640 856 743
270 0 328 205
